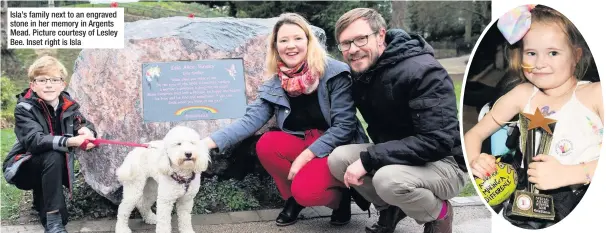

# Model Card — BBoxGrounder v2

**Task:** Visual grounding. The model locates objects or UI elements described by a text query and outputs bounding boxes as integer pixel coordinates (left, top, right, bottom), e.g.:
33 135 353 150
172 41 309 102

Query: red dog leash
80 139 149 150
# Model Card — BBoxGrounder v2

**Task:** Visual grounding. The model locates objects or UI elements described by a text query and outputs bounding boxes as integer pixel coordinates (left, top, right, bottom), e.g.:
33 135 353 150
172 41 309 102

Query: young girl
464 4 602 228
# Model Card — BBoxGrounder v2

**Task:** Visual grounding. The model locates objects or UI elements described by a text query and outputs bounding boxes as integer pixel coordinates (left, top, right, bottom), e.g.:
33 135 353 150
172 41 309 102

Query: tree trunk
464 1 473 43
1 0 7 50
390 0 409 31
1 0 24 79
227 1 237 17
481 1 491 27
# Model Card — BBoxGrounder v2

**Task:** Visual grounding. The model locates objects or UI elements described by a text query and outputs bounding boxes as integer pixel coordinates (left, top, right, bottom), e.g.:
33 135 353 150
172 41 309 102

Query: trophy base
511 190 555 221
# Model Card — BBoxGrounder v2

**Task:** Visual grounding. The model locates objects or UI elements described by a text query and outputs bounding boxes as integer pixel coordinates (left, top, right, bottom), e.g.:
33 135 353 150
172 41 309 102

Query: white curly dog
114 126 210 233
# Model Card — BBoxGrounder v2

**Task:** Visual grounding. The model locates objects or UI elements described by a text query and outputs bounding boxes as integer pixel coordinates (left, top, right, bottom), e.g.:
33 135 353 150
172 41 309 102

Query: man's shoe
423 201 453 233
365 205 407 233
45 212 67 233
330 188 351 226
276 197 305 226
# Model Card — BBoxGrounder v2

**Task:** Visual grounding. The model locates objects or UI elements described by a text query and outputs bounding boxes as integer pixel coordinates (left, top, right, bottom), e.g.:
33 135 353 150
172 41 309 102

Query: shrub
193 174 282 213
1 76 18 127
66 169 119 220
64 172 282 220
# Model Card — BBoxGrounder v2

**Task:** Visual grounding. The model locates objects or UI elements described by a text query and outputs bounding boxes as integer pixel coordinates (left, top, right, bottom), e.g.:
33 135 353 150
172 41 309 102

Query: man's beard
351 70 363 79
348 53 377 78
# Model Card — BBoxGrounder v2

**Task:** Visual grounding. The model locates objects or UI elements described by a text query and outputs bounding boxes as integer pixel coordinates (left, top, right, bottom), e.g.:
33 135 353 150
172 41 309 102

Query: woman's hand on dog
202 137 217 149
288 149 315 180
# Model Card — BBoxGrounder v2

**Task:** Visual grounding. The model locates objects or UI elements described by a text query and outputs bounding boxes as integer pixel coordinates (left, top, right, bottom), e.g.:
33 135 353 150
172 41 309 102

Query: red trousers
256 130 344 209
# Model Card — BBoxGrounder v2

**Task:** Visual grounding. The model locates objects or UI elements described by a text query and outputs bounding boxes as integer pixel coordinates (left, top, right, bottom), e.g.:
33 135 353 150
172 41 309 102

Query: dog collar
171 172 196 192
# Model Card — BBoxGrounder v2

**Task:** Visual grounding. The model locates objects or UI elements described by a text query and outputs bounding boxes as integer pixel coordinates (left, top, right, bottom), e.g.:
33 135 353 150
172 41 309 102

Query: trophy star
522 107 557 135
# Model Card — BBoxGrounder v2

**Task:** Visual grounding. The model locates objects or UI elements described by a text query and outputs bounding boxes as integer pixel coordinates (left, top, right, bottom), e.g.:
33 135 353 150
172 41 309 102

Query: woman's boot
330 188 352 226
276 197 305 226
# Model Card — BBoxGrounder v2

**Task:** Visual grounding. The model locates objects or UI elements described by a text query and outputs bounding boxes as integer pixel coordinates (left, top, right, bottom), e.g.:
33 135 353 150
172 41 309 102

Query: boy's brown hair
27 55 68 82
506 4 592 82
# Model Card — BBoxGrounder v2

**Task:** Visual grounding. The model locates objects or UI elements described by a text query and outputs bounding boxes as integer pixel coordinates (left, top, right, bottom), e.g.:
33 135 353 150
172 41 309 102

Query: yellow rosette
474 158 518 206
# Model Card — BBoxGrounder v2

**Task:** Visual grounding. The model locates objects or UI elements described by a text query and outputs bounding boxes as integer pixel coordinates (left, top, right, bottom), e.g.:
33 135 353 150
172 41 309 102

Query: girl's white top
521 81 603 165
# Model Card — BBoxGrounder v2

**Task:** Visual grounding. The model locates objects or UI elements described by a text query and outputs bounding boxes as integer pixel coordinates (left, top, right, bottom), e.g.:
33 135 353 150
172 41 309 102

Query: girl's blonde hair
506 5 592 83
27 55 68 82
265 13 326 78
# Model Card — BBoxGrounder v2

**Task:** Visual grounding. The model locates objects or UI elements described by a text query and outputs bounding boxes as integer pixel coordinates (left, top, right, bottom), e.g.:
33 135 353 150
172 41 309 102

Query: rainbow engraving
174 106 218 115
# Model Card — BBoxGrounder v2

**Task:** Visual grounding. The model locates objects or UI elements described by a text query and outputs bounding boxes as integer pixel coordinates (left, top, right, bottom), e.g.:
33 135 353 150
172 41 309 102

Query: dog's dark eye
176 142 181 146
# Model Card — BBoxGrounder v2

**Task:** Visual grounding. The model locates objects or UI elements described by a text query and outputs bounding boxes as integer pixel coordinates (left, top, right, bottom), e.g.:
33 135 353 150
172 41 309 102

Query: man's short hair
335 8 387 42
27 55 68 82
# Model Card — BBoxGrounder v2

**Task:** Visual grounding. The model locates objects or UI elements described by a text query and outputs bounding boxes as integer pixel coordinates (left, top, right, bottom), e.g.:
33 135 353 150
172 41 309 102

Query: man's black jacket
353 29 467 173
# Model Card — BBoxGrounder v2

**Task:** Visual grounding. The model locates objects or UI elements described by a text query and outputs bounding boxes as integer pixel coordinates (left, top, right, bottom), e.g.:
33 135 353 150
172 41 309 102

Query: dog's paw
143 213 157 224
155 225 173 233
179 229 195 233
115 225 132 233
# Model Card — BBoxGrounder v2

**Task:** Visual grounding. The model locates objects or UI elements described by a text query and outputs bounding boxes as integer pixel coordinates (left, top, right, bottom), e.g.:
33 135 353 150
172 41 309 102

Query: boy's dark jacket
353 29 467 173
2 88 97 194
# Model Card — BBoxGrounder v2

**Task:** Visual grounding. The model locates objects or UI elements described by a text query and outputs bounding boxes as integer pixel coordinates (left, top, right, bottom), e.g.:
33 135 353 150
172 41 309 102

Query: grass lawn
72 1 226 18
459 179 478 197
454 80 477 197
455 80 462 109
0 128 22 221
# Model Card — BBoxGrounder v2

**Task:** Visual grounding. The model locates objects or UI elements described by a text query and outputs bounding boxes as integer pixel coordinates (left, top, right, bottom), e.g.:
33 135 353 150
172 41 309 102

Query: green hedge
1 76 17 126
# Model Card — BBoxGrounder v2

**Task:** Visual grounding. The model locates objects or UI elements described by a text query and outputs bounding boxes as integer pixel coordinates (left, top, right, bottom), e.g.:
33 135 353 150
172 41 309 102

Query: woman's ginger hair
27 55 68 82
265 13 326 79
506 4 592 83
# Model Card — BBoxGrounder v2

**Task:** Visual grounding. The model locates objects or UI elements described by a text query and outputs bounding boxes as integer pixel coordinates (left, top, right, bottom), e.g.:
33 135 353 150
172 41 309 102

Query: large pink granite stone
68 16 327 204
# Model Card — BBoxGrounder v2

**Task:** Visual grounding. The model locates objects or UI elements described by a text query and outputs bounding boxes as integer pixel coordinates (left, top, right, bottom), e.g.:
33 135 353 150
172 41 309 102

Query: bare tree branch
444 3 489 21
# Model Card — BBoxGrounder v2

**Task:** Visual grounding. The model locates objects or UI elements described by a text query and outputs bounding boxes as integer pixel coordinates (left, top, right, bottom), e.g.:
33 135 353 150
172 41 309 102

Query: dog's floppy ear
157 147 172 175
194 141 211 173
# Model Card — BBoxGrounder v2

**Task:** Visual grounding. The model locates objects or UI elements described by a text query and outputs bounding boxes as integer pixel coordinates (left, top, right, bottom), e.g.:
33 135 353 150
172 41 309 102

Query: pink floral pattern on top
587 116 603 147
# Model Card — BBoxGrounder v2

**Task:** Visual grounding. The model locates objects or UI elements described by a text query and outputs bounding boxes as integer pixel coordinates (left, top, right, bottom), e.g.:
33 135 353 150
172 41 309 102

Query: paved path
437 54 469 82
438 55 470 75
1 196 490 233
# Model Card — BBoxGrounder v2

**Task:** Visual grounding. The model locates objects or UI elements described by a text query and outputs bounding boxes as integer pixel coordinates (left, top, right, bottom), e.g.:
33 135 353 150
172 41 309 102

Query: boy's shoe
45 212 68 233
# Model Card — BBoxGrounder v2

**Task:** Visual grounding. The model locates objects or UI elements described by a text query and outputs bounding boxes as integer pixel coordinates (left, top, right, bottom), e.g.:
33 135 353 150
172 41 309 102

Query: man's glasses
337 31 378 52
33 77 63 85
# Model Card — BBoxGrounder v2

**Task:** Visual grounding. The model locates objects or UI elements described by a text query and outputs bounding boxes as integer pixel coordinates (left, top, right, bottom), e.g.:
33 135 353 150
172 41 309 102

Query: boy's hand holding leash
74 126 152 150
68 134 96 150
79 138 151 150
77 127 96 150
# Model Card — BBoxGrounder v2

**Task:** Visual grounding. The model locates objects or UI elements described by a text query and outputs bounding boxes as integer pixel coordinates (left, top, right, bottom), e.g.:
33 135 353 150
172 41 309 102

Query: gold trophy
511 108 556 220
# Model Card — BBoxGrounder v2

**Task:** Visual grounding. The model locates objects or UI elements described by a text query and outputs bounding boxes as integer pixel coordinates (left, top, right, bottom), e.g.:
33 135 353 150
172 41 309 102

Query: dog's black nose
185 152 192 158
